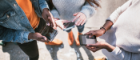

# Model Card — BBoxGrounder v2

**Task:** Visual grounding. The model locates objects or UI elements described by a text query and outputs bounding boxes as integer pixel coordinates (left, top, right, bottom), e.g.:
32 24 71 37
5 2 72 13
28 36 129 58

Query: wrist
100 28 106 34
105 43 115 52
43 8 49 12
28 33 34 40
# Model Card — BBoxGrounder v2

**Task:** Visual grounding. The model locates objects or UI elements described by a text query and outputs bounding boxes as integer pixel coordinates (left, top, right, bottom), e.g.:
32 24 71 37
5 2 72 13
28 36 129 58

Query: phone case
41 26 58 41
63 22 75 31
79 35 97 46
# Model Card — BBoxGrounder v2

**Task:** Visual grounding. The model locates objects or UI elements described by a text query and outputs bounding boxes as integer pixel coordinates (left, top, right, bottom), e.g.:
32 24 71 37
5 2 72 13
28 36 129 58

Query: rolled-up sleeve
107 0 132 23
39 0 50 12
0 26 33 43
110 47 140 60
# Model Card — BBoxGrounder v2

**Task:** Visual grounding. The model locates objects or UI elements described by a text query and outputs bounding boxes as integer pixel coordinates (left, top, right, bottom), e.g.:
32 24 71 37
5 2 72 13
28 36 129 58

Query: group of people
0 0 140 60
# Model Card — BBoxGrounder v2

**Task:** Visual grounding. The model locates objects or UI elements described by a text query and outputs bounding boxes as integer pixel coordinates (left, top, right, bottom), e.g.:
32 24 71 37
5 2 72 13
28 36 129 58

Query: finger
88 31 96 38
42 36 47 41
81 19 86 26
55 20 65 29
61 20 70 23
75 17 83 26
48 15 57 29
40 36 48 42
72 13 80 22
85 46 91 49
47 17 53 26
85 31 92 35
89 44 99 47
73 13 78 16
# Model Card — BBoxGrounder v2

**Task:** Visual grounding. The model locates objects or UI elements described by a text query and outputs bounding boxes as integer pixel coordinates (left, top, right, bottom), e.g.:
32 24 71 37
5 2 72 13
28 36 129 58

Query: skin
85 20 116 52
28 8 56 42
72 12 87 26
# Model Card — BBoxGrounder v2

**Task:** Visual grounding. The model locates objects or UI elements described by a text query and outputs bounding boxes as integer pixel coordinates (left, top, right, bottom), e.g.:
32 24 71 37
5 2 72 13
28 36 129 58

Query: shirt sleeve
39 0 50 12
50 8 60 19
80 2 96 19
107 0 132 23
110 47 138 60
0 26 33 44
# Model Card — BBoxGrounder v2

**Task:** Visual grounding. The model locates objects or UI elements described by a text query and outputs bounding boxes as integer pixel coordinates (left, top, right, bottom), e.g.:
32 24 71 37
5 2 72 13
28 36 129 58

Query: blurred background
0 0 127 60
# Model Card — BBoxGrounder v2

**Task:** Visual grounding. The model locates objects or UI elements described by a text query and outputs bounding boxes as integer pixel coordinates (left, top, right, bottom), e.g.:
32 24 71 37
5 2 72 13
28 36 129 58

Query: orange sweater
16 0 40 29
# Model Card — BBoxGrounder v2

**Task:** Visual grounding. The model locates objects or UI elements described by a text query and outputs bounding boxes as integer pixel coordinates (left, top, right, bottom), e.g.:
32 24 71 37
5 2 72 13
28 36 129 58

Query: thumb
73 13 78 16
85 32 91 35
88 44 98 47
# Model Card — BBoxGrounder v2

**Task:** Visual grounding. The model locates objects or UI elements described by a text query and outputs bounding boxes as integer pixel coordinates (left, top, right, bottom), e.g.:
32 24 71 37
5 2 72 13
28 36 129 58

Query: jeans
17 40 39 60
16 19 46 60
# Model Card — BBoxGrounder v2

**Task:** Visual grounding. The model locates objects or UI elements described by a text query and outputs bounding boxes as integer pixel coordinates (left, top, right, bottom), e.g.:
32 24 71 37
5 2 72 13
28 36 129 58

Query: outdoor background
0 0 127 60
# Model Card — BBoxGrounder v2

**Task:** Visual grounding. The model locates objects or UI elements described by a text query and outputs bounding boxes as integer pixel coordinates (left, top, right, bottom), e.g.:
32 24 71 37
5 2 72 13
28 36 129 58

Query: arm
80 2 96 19
0 26 33 43
107 0 132 23
85 20 113 37
39 0 57 29
86 41 136 60
0 26 48 43
85 0 132 37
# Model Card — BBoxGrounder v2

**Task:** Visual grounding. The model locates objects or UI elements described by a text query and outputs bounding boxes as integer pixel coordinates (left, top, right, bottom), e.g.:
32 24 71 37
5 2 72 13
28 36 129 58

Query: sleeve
111 47 135 60
107 0 132 23
0 26 33 44
50 8 60 19
39 0 50 12
80 2 96 19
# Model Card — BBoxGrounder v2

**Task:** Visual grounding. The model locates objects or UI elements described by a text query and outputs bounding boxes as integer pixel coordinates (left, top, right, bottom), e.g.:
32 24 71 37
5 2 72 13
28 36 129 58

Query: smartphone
63 22 75 31
79 35 97 46
41 26 58 41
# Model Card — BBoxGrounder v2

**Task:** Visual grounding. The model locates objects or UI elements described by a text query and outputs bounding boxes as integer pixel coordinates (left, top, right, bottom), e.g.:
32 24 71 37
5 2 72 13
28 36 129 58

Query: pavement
0 0 127 60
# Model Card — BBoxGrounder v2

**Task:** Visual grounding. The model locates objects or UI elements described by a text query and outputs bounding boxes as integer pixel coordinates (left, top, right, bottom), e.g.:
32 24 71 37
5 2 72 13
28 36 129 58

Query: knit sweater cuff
51 9 60 19
111 47 121 56
80 7 95 19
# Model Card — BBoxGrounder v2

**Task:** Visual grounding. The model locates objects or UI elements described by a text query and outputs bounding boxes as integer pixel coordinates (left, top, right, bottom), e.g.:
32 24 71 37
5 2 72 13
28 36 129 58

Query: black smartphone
41 26 58 41
79 35 97 46
63 22 75 31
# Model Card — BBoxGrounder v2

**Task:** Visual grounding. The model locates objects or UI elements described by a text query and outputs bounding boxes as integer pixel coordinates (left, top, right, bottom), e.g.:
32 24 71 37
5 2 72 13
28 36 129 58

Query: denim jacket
0 0 49 43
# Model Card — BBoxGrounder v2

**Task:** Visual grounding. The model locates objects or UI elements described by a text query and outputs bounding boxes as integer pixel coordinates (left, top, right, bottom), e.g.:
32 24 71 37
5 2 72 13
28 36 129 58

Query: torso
52 0 85 21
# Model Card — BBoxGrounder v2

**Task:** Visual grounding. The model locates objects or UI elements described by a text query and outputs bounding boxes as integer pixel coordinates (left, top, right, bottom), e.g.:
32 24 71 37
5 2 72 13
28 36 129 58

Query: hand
86 41 108 52
85 29 105 37
72 12 86 26
55 20 70 29
28 33 48 42
86 41 115 52
42 8 57 29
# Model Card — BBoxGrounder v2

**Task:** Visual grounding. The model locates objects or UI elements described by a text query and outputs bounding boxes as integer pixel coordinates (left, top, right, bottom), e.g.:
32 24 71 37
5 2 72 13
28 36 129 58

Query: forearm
105 43 116 52
101 20 113 31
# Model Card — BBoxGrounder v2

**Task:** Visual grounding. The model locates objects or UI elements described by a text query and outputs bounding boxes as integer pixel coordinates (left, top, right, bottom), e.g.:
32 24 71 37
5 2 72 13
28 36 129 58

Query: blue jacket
0 0 49 43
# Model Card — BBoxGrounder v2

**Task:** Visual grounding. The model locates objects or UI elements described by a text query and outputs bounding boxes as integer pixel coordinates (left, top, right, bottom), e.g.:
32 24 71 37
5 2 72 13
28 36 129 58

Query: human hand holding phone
79 35 97 46
28 32 48 42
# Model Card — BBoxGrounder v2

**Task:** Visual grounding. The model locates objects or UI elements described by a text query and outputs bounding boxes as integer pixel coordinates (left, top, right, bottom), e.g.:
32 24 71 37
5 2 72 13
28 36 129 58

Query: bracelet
100 27 106 34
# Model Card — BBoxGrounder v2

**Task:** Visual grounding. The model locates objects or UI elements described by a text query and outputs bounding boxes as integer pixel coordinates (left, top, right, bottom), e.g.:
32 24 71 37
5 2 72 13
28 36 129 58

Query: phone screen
42 26 58 41
63 22 75 31
79 35 97 46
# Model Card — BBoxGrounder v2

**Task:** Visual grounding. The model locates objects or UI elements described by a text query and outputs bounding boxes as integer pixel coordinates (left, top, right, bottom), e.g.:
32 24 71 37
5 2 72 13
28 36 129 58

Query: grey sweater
50 0 96 21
